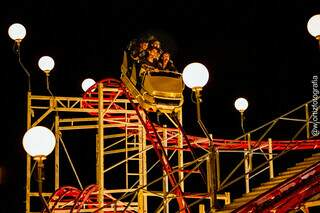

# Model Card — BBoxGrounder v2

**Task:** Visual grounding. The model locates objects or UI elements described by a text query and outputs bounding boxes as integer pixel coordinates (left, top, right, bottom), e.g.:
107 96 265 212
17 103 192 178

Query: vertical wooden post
177 109 184 191
26 91 32 213
268 138 274 179
244 134 251 193
244 151 250 193
206 155 214 208
163 125 169 213
138 111 147 213
97 83 104 212
199 204 205 213
244 133 251 194
248 133 252 172
125 102 129 189
54 114 60 190
305 104 310 139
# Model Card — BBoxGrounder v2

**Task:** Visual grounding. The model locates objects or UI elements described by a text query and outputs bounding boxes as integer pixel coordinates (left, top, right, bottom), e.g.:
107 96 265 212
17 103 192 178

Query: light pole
182 62 209 122
234 97 249 134
307 14 320 48
234 97 251 193
23 126 56 213
38 56 55 97
182 62 218 211
8 23 31 91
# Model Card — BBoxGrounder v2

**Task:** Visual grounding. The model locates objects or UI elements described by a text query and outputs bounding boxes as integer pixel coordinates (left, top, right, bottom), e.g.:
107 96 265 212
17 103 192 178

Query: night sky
1 0 320 212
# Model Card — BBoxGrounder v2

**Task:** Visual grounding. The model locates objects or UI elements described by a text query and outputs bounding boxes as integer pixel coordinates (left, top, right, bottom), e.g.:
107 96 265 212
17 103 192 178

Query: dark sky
1 0 320 212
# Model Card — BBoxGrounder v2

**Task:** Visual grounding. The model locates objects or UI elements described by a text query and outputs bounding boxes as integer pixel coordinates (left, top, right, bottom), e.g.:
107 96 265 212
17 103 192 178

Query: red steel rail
81 78 320 151
233 162 320 213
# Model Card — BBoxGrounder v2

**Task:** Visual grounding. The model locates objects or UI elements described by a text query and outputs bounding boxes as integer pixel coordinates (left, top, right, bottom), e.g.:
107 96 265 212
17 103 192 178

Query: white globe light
38 56 55 72
234 97 249 112
23 126 56 157
8 23 26 41
81 78 96 92
182 62 209 89
307 14 320 38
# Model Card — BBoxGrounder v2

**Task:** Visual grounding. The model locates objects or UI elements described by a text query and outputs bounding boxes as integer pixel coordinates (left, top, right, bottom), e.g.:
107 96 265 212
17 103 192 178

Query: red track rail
81 78 320 151
121 83 190 213
233 162 320 213
46 186 81 212
48 185 135 212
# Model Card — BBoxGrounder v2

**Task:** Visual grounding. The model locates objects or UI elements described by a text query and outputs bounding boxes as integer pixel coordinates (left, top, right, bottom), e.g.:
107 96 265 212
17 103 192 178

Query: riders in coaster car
120 48 184 113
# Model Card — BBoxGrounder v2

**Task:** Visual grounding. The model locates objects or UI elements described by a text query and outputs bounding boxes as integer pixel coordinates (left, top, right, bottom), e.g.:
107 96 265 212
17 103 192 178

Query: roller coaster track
121 84 190 213
81 78 320 152
46 184 136 212
46 78 320 212
232 161 320 213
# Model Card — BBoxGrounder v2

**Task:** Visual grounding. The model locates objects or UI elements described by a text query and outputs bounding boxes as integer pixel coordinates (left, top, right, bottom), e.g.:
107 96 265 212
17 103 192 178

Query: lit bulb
234 97 249 112
38 56 55 73
81 78 96 92
8 23 26 41
307 14 320 39
23 126 56 157
182 62 209 89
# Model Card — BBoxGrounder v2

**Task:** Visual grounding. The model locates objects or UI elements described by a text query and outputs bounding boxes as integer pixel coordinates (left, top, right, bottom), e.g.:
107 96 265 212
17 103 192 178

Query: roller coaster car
120 51 185 113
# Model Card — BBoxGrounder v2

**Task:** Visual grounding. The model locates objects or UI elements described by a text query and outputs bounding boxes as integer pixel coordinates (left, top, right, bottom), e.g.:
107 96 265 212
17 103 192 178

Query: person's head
139 40 148 51
161 52 170 62
147 47 160 60
150 39 161 49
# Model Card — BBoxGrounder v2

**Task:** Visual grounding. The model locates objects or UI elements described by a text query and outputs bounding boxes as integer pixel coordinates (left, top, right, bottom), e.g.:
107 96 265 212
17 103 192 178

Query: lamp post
8 23 31 91
182 62 209 120
234 97 251 193
38 56 55 97
182 62 218 211
23 126 56 213
234 97 249 134
307 14 320 47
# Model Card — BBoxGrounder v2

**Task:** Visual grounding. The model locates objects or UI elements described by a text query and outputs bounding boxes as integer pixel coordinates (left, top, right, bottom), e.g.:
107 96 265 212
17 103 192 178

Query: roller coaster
23 74 320 213
22 40 320 213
